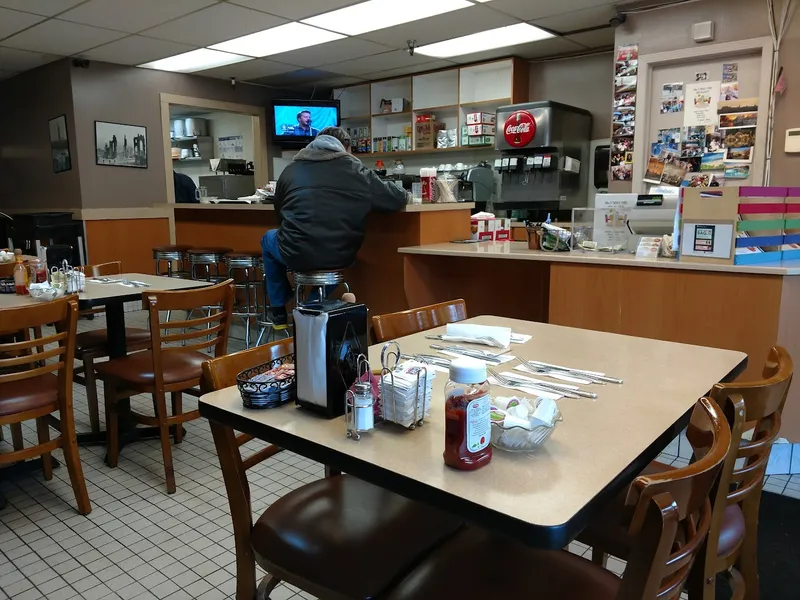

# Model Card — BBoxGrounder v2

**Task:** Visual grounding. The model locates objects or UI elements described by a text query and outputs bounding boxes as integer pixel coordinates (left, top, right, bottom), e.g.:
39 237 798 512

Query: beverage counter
173 203 474 318
399 240 800 441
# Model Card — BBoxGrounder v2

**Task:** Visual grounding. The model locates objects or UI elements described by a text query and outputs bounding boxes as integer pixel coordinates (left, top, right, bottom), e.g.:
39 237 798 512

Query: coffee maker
494 101 592 212
458 163 495 204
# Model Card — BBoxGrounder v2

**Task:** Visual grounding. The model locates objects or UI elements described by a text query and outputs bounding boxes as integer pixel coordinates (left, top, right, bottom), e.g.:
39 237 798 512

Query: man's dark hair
297 110 311 120
318 126 351 151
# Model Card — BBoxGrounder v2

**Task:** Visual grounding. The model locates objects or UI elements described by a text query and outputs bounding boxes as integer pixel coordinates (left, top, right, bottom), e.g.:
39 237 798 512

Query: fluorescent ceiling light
415 23 555 58
303 0 473 36
211 22 344 57
139 48 250 73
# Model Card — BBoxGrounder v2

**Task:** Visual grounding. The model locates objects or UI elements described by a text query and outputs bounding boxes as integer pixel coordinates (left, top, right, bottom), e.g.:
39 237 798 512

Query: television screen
273 103 339 139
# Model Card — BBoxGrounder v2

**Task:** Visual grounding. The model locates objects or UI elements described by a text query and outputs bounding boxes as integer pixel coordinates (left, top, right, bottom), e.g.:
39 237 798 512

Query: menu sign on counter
593 193 639 249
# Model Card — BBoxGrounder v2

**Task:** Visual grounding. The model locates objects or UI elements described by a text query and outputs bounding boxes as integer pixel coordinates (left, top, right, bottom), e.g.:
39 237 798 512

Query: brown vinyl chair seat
188 247 233 256
251 474 463 600
95 349 207 388
386 527 621 600
153 244 193 254
0 373 58 416
583 460 746 560
75 328 151 354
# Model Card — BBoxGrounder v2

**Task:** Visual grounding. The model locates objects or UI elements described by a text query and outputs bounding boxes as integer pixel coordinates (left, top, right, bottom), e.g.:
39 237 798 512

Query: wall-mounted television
272 99 340 147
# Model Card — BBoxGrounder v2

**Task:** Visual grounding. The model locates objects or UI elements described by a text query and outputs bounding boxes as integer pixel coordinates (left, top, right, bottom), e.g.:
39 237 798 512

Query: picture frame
95 120 147 168
49 114 71 174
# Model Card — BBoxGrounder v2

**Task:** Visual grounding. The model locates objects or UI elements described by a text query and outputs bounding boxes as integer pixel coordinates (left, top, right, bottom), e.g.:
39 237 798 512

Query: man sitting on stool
261 126 408 325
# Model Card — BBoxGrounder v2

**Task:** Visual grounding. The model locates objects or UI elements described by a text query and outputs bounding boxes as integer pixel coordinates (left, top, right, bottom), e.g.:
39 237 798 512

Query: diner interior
1 0 800 599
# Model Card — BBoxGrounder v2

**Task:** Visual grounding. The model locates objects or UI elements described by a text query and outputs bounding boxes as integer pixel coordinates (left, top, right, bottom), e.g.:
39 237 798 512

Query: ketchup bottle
443 358 492 471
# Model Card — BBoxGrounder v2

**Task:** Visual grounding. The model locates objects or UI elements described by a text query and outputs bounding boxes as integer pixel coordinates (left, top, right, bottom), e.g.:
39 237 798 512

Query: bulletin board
629 38 773 194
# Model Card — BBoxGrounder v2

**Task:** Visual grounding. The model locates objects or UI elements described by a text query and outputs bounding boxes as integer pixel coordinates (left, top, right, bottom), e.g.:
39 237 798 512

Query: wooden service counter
173 203 473 318
400 241 800 441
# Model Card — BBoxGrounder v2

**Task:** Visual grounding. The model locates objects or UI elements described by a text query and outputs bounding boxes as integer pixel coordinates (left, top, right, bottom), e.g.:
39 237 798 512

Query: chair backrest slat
372 299 467 342
87 261 122 277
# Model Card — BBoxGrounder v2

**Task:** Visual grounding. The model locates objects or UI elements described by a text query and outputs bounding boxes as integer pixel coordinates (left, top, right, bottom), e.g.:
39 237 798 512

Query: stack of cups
420 167 437 202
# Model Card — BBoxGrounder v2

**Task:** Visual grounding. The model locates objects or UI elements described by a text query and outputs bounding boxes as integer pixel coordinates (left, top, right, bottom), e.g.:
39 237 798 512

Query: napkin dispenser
293 300 369 418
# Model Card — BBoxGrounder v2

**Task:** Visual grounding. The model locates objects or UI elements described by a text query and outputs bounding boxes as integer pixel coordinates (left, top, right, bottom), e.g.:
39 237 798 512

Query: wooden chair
96 280 234 494
202 341 464 600
74 261 151 434
581 347 793 600
385 397 731 600
372 299 467 342
0 297 91 514
688 346 793 600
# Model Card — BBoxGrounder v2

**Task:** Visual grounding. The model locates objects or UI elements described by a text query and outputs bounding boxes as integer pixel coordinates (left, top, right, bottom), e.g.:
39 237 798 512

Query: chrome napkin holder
379 341 429 431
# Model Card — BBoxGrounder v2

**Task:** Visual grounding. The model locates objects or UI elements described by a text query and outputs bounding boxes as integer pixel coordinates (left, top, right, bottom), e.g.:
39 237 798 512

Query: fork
516 358 598 385
425 334 506 348
487 368 582 399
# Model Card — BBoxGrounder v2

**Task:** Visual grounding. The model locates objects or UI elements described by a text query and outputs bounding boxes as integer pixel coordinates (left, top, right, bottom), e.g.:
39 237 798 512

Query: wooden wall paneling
548 263 782 383
776 276 800 440
173 208 278 252
418 209 472 244
404 254 550 322
511 57 531 103
84 218 171 274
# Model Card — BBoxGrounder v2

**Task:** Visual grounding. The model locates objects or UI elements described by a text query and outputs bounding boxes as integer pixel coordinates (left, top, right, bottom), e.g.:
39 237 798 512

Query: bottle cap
449 358 487 385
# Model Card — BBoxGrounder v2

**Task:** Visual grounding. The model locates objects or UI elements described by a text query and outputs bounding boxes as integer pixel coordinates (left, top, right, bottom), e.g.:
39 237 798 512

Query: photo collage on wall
611 43 639 182
644 62 758 189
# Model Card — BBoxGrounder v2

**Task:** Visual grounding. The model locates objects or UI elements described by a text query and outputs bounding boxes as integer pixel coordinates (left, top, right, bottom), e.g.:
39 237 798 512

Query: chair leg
83 356 101 435
57 408 92 515
256 574 280 600
103 381 120 468
154 392 176 494
737 495 762 600
590 548 608 568
11 423 23 450
0 425 4 442
36 418 53 481
171 392 183 444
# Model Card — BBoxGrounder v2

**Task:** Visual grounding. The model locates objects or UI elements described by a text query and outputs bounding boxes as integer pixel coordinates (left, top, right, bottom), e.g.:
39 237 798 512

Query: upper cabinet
334 57 529 157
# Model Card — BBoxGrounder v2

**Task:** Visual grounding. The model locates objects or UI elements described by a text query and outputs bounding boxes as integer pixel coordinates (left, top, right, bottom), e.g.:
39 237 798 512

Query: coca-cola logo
503 110 536 148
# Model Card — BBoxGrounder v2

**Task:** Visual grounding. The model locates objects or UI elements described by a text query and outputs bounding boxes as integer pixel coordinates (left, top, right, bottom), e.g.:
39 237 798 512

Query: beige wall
70 61 277 209
528 52 614 141
0 60 82 210
614 0 800 187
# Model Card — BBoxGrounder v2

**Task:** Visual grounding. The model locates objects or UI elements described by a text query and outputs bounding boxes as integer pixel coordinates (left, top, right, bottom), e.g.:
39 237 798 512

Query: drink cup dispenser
495 101 592 211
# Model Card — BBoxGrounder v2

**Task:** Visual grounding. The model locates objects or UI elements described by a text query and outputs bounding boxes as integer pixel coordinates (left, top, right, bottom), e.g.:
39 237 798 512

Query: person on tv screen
286 109 319 136
261 126 409 325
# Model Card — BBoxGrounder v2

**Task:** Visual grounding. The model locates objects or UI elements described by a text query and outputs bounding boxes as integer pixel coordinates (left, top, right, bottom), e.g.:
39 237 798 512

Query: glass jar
443 358 492 471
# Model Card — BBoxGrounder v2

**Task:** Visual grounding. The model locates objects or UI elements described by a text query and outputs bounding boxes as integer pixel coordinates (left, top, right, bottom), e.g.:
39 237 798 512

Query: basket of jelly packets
490 396 562 452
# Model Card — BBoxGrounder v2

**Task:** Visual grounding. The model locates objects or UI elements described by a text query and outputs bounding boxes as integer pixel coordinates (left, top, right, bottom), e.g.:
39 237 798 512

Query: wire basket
237 354 296 409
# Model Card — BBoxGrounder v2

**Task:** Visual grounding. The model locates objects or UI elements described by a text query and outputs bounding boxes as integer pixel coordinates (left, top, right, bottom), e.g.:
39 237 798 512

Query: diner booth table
200 316 746 548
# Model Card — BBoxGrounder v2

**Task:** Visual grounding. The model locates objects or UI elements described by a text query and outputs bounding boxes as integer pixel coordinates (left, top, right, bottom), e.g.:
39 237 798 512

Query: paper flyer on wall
684 81 721 127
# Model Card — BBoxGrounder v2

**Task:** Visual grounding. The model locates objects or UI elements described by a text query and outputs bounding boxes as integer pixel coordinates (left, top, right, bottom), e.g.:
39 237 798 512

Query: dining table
199 315 747 549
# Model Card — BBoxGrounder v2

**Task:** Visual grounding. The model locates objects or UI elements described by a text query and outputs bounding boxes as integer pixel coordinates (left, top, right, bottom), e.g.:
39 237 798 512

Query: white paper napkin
446 323 512 348
487 376 562 401
438 350 516 365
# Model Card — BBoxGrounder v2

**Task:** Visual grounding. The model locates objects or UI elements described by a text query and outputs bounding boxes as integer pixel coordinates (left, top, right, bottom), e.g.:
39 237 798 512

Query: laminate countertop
173 202 474 213
398 241 800 276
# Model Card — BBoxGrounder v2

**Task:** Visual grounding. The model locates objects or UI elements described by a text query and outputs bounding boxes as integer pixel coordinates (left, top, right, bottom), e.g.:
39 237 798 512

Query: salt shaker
345 381 375 440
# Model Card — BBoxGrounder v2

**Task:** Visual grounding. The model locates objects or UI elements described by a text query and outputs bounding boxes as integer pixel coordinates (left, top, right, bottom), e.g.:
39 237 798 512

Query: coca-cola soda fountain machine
495 101 592 211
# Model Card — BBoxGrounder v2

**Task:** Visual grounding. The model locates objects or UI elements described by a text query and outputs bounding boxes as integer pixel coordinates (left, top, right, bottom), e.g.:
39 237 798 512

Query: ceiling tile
318 75 367 87
361 59 457 80
0 8 45 39
229 0 364 20
58 0 217 34
360 4 519 47
0 46 61 70
78 36 197 65
325 49 441 77
268 38 392 69
194 57 296 80
2 20 126 55
248 68 342 86
0 0 84 16
486 0 615 22
447 36 584 63
532 5 617 33
565 29 615 49
142 3 287 47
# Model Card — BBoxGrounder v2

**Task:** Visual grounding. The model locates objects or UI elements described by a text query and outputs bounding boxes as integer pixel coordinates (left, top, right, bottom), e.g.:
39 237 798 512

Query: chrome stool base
225 253 262 349
294 270 349 306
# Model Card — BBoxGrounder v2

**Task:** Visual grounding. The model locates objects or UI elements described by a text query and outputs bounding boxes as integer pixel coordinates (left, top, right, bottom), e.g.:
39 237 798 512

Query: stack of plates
380 361 435 428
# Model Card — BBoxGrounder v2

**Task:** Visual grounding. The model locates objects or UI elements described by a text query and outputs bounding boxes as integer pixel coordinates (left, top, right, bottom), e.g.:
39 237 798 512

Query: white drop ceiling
0 0 621 85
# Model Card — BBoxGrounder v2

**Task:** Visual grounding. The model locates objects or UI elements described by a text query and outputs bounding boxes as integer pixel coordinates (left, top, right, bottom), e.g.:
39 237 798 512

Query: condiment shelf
366 146 496 158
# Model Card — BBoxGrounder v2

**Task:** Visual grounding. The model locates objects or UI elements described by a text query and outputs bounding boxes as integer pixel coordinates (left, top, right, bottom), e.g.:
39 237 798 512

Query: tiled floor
1 310 798 599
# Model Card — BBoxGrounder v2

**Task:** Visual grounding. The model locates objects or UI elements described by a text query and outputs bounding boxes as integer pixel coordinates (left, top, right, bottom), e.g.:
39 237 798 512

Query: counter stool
294 269 349 306
225 251 263 349
153 245 192 279
188 247 232 283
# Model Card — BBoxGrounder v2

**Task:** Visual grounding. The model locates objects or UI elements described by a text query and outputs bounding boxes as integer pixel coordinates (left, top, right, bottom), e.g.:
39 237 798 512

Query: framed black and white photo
49 114 71 173
95 121 147 168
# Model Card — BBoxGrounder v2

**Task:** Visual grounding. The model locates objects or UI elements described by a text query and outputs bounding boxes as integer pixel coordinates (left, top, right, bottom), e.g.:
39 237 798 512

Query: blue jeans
261 229 336 308
261 229 291 308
